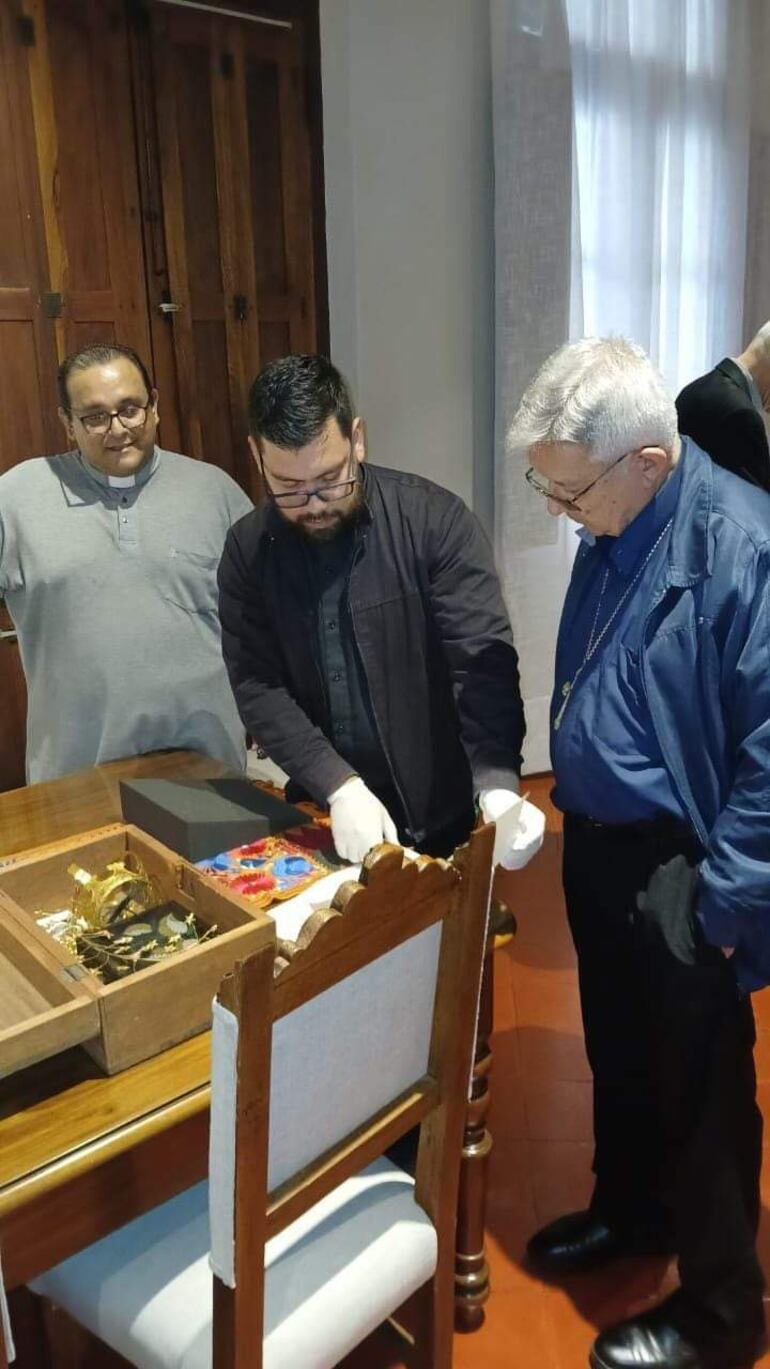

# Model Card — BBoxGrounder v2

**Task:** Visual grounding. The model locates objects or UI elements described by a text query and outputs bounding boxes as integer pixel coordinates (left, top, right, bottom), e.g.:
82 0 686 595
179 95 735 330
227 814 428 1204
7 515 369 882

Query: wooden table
0 753 501 1344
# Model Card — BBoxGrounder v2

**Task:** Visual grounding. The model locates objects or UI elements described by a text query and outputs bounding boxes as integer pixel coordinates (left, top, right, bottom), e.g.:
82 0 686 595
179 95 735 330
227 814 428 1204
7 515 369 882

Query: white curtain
492 0 753 773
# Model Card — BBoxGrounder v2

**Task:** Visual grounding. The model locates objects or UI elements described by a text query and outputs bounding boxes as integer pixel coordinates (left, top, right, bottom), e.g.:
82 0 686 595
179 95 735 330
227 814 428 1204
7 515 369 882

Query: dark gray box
119 775 307 863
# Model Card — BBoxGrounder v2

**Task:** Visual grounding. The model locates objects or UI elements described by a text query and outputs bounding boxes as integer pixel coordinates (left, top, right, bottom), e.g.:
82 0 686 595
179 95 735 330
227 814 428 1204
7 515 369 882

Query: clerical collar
78 447 159 489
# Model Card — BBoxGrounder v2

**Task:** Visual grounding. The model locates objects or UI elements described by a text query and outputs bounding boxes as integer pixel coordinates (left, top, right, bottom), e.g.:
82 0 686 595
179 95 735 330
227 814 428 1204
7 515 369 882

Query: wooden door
0 0 60 473
239 14 317 360
0 0 326 791
0 606 26 793
22 0 153 362
0 1 57 794
0 0 156 794
147 1 317 494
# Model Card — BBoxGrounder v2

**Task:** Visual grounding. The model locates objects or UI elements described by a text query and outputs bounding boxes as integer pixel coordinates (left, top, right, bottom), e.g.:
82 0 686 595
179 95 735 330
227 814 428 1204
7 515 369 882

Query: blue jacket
641 439 770 991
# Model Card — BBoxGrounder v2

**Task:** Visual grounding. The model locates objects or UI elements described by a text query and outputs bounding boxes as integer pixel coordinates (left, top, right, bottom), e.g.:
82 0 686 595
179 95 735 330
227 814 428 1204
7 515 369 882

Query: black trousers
563 812 764 1328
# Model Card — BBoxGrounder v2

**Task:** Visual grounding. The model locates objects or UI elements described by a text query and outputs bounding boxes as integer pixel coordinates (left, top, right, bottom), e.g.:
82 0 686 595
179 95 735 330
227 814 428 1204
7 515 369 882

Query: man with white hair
676 320 770 491
508 338 770 1369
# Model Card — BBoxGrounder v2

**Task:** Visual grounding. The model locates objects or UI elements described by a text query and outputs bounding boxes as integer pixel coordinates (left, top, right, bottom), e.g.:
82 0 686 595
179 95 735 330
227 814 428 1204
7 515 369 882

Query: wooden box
0 824 274 1077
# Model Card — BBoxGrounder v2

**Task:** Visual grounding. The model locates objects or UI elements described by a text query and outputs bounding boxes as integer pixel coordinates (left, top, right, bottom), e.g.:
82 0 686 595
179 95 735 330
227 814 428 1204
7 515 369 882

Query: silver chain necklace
553 517 674 732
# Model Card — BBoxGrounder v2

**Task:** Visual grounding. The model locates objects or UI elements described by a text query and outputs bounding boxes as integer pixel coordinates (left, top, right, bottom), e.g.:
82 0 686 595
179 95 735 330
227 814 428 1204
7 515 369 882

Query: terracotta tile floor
13 775 770 1367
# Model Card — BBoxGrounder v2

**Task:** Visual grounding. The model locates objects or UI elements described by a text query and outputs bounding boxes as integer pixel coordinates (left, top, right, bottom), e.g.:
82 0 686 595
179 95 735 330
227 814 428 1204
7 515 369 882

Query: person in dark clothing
509 337 770 1369
676 322 770 492
218 353 544 866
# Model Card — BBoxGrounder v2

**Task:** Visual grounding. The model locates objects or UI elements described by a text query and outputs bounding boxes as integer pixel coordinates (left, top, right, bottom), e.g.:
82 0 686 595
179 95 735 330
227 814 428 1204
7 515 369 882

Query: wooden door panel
151 7 231 474
0 0 59 473
150 4 260 493
275 47 316 351
242 24 316 353
245 57 289 295
0 607 27 795
148 2 318 499
0 322 49 469
26 0 152 364
194 319 240 471
211 23 262 479
259 319 292 364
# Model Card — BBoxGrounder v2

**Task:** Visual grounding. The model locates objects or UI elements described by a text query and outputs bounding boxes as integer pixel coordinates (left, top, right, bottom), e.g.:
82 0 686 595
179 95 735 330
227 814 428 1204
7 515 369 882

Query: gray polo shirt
0 447 253 783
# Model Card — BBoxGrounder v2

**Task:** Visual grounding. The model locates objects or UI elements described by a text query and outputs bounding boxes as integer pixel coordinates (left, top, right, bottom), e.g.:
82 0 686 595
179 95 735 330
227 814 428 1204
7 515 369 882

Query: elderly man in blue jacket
509 337 770 1369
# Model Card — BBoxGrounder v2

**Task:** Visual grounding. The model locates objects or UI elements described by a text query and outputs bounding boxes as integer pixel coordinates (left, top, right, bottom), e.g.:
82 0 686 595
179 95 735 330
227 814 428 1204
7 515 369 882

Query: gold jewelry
68 853 160 929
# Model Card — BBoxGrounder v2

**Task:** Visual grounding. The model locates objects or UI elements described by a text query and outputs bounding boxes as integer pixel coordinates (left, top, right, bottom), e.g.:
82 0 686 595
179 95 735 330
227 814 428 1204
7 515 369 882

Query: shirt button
331 671 342 683
327 619 337 631
121 516 128 523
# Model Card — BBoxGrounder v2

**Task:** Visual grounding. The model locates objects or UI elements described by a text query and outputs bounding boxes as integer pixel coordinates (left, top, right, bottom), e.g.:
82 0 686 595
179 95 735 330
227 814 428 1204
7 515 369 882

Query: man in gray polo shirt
0 343 252 782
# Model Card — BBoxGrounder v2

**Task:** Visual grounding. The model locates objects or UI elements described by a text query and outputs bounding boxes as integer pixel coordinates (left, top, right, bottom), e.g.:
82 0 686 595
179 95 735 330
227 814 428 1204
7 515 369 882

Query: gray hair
507 337 678 465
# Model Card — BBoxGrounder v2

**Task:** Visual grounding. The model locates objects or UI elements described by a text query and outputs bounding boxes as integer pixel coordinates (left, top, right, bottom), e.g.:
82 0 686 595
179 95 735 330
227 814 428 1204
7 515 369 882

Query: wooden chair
31 825 494 1368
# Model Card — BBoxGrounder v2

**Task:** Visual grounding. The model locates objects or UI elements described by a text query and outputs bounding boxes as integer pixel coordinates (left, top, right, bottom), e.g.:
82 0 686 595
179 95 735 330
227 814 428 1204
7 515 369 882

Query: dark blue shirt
551 459 686 822
309 530 395 803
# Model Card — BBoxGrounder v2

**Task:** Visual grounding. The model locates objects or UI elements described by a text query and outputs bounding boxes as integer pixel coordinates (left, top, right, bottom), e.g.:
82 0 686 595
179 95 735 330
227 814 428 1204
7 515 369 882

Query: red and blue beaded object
196 824 343 909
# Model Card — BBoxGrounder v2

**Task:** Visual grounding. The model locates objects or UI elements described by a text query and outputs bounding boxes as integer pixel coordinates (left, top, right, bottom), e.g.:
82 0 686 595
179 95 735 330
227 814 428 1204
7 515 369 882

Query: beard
287 482 365 543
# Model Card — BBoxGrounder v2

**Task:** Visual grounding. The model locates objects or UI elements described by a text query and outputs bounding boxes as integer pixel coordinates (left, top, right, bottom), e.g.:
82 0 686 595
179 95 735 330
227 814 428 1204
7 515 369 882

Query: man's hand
328 777 399 864
479 788 546 870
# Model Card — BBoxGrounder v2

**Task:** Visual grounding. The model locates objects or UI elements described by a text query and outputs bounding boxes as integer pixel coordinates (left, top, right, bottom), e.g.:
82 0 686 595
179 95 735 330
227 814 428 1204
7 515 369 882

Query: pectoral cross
553 680 573 732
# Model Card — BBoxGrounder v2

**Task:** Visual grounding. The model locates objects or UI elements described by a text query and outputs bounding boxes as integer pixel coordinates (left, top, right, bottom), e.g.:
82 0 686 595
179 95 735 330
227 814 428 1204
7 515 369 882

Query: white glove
479 788 545 871
328 777 399 863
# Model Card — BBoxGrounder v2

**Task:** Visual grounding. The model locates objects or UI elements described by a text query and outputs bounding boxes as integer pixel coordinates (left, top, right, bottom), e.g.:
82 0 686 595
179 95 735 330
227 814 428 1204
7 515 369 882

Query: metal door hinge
42 292 63 318
233 294 248 321
220 50 234 79
17 13 35 45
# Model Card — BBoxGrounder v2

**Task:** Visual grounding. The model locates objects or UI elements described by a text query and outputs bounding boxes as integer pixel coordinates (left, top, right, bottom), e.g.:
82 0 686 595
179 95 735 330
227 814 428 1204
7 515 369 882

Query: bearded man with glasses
0 342 252 781
218 352 543 867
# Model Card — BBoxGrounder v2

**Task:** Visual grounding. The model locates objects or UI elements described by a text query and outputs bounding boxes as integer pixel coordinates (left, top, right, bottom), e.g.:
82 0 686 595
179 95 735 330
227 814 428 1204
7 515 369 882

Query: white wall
319 0 494 527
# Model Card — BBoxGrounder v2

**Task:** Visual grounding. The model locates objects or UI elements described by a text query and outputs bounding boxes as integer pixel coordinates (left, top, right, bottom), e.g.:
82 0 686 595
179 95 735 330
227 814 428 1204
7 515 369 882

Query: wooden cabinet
0 0 327 791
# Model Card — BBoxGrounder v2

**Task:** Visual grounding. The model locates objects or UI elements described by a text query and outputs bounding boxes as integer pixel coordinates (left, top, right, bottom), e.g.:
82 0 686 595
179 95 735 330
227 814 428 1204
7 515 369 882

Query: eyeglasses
260 450 360 509
525 450 632 510
73 402 151 437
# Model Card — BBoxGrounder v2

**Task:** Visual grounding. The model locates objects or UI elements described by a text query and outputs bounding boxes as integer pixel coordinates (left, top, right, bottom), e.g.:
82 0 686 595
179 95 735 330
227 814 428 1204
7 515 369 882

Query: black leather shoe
527 1209 675 1275
590 1299 767 1368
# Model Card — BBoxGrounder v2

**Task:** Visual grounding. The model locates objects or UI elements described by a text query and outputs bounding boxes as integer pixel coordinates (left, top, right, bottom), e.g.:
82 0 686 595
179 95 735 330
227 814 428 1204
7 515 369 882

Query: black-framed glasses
74 401 151 437
259 449 360 509
525 449 632 510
